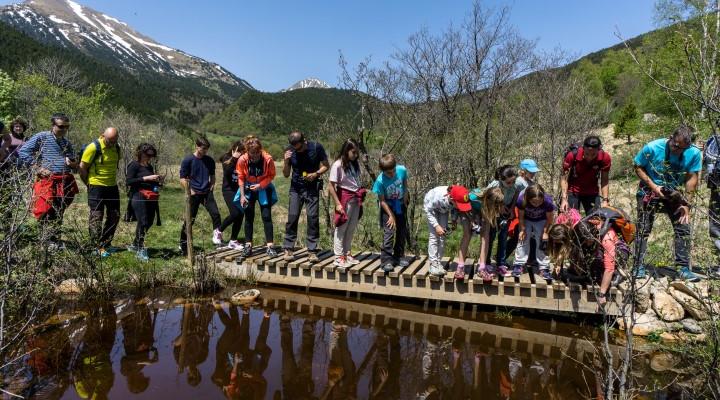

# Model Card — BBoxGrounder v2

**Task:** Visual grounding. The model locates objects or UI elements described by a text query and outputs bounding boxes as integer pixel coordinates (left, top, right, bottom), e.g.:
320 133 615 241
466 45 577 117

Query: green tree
0 69 16 123
615 102 640 143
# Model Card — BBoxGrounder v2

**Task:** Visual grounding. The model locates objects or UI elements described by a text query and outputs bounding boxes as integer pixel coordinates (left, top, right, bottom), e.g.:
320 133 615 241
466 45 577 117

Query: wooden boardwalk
207 246 621 315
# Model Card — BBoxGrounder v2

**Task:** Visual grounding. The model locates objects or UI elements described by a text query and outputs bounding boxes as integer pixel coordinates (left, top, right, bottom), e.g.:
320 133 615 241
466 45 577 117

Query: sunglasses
670 140 690 150
145 152 157 157
55 124 70 130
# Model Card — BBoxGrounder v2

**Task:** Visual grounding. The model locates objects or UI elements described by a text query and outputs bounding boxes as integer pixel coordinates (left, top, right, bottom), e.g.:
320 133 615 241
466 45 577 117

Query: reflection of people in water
120 298 158 394
212 302 245 389
369 326 401 399
279 313 317 400
72 301 117 399
324 321 357 400
173 302 214 387
223 311 272 400
25 318 75 398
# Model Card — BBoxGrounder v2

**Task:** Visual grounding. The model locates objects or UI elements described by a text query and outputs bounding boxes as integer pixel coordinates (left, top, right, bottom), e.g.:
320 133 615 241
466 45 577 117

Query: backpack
564 143 601 179
584 206 636 244
80 139 120 172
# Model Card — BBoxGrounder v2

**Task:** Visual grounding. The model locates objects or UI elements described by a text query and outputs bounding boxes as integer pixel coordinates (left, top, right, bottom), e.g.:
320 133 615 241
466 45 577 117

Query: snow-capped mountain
0 0 252 90
285 78 331 91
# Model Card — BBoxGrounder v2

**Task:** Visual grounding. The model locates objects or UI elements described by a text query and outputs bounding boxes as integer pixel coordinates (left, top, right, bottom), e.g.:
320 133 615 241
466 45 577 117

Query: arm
282 149 292 178
79 162 90 185
478 224 491 266
598 233 616 305
559 170 569 211
542 211 553 238
423 195 440 228
328 180 342 212
634 165 663 197
259 157 276 188
600 170 610 206
0 135 9 163
517 209 526 241
676 171 699 224
209 174 216 191
378 195 396 229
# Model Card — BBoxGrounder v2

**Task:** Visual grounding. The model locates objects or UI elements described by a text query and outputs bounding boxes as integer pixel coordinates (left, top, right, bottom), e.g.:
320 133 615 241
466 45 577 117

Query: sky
0 0 657 92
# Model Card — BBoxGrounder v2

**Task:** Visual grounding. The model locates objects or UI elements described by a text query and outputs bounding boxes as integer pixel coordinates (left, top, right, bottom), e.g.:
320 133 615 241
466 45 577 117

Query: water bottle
152 185 159 193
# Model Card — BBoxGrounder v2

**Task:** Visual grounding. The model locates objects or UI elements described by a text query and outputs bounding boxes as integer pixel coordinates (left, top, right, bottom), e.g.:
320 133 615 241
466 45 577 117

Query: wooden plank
299 250 332 270
361 256 383 276
273 249 308 268
221 250 245 262
414 259 431 280
401 256 428 279
380 254 417 277
349 254 379 275
312 252 337 271
288 252 311 269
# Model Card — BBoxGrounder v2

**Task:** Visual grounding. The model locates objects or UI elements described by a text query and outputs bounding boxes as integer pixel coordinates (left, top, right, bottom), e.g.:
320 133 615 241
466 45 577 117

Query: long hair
134 143 157 162
520 184 546 209
570 220 600 274
222 140 245 165
336 138 360 172
481 187 504 228
547 223 572 266
244 135 262 154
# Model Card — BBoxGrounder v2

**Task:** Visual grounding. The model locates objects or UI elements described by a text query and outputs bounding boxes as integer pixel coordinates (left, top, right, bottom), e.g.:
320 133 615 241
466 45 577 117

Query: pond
4 286 686 399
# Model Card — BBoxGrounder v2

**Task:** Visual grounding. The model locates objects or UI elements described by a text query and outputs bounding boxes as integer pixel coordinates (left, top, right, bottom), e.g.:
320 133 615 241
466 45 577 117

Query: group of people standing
2 113 718 292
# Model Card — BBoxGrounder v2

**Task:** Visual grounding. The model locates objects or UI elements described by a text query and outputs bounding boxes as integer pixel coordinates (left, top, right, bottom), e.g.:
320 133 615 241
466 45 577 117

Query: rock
660 331 687 342
680 318 703 334
54 278 97 295
669 288 709 321
670 281 709 300
617 312 671 336
643 113 659 124
652 290 685 322
694 333 707 342
635 280 651 313
650 352 679 372
230 289 261 305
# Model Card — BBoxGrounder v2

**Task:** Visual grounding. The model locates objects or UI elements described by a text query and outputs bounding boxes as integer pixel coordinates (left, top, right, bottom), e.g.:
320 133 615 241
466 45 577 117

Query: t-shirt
485 179 524 206
248 158 264 178
634 138 702 191
125 161 154 192
220 154 239 192
287 141 328 190
18 131 75 174
372 165 408 215
179 154 215 193
81 138 120 186
329 159 361 192
517 192 555 222
563 148 611 195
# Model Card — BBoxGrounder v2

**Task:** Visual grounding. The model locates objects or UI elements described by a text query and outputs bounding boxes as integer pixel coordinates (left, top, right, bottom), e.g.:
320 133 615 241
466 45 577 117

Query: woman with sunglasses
126 143 163 261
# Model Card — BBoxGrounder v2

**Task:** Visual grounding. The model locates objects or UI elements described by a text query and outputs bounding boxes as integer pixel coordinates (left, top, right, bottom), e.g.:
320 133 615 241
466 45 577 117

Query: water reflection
12 289 627 399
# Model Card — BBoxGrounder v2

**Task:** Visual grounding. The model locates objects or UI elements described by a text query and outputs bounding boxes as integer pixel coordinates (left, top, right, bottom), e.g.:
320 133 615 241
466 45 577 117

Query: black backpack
564 143 602 179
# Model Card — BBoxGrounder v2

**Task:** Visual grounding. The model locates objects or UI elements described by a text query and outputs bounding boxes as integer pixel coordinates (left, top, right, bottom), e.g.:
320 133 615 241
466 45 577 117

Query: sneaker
496 264 511 277
127 244 138 253
307 252 319 263
136 248 149 262
710 266 720 279
454 265 466 280
334 256 347 268
241 245 252 258
284 249 294 261
511 264 523 278
47 241 65 252
345 254 360 265
382 262 395 273
677 266 701 282
429 262 445 277
540 269 553 282
398 258 411 268
228 240 243 250
475 265 492 282
633 265 647 279
212 229 223 245
97 248 111 258
266 246 278 257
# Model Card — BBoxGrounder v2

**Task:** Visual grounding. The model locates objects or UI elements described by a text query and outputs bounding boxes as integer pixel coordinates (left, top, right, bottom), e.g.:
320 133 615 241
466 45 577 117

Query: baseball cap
448 185 472 212
519 159 539 173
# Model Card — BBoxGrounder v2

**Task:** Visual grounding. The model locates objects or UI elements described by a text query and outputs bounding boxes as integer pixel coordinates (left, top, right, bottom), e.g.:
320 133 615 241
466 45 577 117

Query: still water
7 287 679 399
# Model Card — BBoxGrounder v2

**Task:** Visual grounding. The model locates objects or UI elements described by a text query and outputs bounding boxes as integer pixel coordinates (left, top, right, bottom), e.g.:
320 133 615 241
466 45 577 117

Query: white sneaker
429 262 445 277
212 229 223 245
345 255 360 265
228 240 243 250
334 256 346 268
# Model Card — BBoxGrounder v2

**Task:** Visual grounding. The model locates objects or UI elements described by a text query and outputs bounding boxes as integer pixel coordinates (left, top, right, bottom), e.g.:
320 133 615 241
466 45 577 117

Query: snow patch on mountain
284 78 332 91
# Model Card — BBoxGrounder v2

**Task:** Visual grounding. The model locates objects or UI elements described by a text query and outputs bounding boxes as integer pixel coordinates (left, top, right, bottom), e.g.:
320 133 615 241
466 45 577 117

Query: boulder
54 278 97 295
669 288 709 321
650 352 679 372
660 331 688 342
230 289 261 305
634 280 652 313
652 290 685 322
680 318 703 334
617 312 671 336
670 281 709 300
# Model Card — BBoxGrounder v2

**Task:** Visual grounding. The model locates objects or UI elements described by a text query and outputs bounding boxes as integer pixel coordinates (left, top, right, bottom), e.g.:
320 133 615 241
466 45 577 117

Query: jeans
220 190 244 242
634 195 691 268
486 217 510 266
179 192 221 250
283 188 320 251
567 192 601 215
244 188 273 244
88 185 121 249
380 208 407 265
131 192 158 248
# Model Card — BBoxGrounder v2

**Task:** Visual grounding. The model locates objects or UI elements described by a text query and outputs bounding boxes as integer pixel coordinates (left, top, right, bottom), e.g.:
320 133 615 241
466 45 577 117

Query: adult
282 131 329 262
80 127 121 256
0 116 28 171
704 132 720 278
634 124 701 281
218 140 245 250
179 137 222 256
18 113 79 249
560 135 611 215
236 135 277 258
125 143 162 262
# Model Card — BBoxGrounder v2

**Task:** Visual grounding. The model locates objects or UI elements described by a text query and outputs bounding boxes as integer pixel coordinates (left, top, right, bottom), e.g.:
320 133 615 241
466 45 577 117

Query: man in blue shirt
281 132 329 262
179 137 222 256
634 125 702 281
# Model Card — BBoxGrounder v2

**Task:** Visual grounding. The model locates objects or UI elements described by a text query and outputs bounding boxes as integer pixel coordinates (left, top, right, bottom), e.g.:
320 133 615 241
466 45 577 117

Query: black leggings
245 189 273 244
131 192 157 248
220 190 244 241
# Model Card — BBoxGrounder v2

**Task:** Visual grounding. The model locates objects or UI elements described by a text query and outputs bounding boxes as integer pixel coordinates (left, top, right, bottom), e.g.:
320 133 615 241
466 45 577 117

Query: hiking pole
184 184 194 265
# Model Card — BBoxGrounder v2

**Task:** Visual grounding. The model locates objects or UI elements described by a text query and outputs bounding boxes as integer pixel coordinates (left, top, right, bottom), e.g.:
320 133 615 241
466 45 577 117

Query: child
467 187 506 281
372 154 409 272
506 159 540 258
328 139 366 268
484 165 524 272
423 185 472 277
513 185 555 281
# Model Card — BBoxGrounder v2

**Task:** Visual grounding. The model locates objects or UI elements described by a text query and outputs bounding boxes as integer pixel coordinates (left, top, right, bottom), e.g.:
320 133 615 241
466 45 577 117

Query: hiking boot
241 245 252 258
228 240 243 250
511 264 524 278
496 264 511 277
97 248 111 258
345 254 360 265
677 266 701 282
307 252 319 263
266 246 278 257
283 249 294 261
540 269 553 282
429 262 445 277
334 256 346 268
633 265 647 279
454 266 466 280
212 229 223 245
382 262 395 273
475 264 492 282
136 248 149 262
